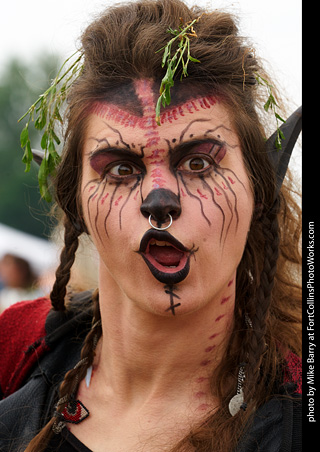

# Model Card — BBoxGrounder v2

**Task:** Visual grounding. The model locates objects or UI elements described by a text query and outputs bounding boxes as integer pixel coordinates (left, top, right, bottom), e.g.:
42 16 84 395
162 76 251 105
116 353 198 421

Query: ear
31 148 45 165
266 106 302 198
31 148 88 234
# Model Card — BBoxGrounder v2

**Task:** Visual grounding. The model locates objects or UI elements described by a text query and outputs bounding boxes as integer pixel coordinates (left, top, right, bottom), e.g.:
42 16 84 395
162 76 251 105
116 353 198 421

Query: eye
178 156 211 173
106 162 141 178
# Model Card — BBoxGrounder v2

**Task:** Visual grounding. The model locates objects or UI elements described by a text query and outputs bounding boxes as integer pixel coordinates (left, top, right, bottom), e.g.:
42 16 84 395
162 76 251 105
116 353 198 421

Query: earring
52 318 102 434
52 357 90 434
53 397 90 433
228 364 247 416
228 313 253 416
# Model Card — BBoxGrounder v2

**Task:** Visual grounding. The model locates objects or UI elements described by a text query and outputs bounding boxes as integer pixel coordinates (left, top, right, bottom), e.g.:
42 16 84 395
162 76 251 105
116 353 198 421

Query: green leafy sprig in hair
19 51 84 202
155 17 201 125
255 73 286 150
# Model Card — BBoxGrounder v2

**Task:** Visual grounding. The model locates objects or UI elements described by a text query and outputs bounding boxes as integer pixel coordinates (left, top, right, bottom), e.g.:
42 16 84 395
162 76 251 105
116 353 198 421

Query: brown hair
25 1 301 451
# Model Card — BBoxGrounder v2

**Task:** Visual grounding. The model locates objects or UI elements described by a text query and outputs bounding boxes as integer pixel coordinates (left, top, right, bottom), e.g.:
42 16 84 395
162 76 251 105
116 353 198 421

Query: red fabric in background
0 297 51 397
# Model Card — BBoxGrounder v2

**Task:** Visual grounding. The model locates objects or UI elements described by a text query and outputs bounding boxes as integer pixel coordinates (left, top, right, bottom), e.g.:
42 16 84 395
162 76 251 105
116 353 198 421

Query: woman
0 0 302 451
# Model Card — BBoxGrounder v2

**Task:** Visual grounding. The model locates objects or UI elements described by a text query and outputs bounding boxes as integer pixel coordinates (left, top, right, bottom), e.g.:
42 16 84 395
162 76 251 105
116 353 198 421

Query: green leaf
189 55 200 63
22 141 32 172
51 129 61 145
38 158 52 202
162 45 171 67
34 109 47 130
164 86 171 105
48 137 56 153
40 181 52 203
275 112 286 123
155 96 162 125
20 125 29 147
40 130 49 150
264 98 271 112
54 106 63 123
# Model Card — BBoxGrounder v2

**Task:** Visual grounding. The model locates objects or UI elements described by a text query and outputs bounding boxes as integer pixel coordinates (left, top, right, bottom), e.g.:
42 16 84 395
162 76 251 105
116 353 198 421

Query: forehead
84 79 236 146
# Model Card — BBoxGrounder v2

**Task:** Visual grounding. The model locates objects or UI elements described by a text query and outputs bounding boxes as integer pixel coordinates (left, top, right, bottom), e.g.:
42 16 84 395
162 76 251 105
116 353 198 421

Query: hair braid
50 217 82 311
242 198 280 402
54 290 102 409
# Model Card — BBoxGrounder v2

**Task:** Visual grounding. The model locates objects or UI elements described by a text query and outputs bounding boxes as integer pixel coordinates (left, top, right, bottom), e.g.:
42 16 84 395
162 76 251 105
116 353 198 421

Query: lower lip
140 250 190 284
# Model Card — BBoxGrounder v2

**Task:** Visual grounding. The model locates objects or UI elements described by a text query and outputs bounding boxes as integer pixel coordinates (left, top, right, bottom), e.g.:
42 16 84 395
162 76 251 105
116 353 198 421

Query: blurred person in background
0 253 42 312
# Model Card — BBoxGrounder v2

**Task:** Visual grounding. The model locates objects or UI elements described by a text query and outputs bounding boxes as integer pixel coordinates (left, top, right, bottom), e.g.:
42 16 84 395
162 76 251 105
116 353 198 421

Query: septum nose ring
148 214 173 231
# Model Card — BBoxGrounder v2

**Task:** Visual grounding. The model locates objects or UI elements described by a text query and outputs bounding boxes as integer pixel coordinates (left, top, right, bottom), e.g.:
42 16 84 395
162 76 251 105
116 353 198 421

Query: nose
140 188 181 225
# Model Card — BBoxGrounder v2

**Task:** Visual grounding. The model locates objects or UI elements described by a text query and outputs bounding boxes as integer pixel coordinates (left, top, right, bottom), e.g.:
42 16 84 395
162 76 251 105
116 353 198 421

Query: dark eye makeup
89 148 145 180
89 138 227 180
172 139 227 174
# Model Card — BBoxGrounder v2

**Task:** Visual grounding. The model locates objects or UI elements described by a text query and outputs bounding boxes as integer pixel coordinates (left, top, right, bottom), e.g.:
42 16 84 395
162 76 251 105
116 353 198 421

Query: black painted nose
140 188 181 224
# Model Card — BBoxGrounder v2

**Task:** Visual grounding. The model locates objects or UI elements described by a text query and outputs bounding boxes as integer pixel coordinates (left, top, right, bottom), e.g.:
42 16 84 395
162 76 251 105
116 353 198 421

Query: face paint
164 285 181 316
138 229 197 285
140 188 181 225
81 79 253 318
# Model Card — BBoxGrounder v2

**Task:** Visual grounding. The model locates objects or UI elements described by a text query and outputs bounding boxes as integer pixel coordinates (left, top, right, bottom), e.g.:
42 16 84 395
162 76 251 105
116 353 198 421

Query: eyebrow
169 136 225 164
89 146 145 164
88 135 224 163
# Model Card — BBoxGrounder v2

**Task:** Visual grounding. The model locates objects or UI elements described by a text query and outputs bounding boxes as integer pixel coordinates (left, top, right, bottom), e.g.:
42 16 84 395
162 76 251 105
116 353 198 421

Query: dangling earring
52 357 90 434
228 313 253 416
228 363 247 416
52 320 101 434
53 397 90 433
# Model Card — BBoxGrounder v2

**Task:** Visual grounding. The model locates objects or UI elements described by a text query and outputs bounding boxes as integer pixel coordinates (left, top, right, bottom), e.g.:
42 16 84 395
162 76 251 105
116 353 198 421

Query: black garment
0 292 302 452
47 429 92 452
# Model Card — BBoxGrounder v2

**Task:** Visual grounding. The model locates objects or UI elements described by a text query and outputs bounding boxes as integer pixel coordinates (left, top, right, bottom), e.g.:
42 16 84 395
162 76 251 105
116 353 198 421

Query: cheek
179 167 253 245
81 171 143 241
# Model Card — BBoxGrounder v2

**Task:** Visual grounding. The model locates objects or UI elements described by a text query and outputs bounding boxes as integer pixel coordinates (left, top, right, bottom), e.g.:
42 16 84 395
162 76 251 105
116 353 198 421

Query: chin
131 275 213 318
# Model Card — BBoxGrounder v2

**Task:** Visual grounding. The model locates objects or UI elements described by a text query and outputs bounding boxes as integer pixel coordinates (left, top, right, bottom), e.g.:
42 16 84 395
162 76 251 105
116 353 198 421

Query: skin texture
74 79 254 451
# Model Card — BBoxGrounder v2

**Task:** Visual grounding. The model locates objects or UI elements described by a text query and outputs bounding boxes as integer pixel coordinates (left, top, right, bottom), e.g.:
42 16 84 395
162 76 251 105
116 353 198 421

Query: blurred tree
0 54 61 238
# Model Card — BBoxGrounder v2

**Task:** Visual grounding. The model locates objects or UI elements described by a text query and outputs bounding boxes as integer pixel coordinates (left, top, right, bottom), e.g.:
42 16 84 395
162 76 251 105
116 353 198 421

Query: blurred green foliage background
0 55 61 238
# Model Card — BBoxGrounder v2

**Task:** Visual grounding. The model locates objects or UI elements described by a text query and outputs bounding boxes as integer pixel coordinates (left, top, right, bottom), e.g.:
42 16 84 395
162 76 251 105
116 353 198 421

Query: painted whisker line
94 181 108 243
118 178 142 229
224 167 247 194
86 182 100 235
207 172 235 241
171 160 183 205
214 168 240 230
199 175 226 243
104 182 121 238
84 178 107 244
179 118 211 142
179 173 211 226
82 178 100 193
102 121 130 149
204 124 233 135
204 126 238 149
88 136 111 148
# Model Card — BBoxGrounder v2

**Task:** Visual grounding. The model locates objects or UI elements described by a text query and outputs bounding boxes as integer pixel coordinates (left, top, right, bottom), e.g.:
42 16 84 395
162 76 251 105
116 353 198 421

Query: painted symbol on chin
164 285 181 315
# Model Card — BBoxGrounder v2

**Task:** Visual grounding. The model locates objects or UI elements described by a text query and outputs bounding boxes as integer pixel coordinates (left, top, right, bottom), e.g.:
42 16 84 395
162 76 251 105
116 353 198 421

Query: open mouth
138 229 191 284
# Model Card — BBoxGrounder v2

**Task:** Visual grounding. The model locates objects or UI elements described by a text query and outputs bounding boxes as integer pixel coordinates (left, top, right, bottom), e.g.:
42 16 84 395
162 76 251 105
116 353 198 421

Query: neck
93 271 235 408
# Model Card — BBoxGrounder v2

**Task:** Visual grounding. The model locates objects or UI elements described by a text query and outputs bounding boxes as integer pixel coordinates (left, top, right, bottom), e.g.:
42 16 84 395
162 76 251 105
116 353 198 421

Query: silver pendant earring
228 364 247 416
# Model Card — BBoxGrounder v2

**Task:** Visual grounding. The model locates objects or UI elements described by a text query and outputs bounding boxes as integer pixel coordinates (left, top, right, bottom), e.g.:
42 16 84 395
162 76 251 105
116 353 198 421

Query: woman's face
81 80 254 316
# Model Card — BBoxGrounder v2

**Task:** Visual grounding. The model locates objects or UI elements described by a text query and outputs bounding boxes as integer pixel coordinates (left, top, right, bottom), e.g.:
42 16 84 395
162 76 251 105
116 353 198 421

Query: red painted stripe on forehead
89 80 218 129
133 79 156 112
